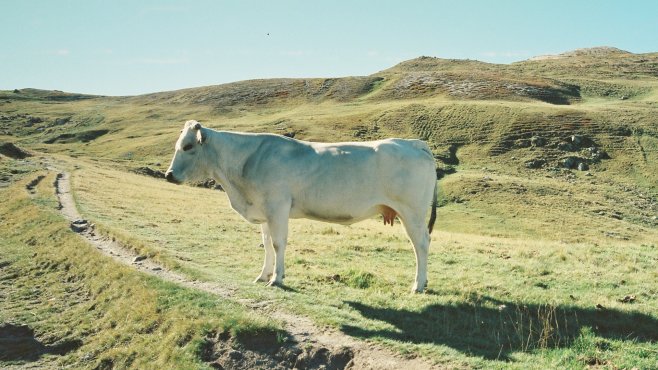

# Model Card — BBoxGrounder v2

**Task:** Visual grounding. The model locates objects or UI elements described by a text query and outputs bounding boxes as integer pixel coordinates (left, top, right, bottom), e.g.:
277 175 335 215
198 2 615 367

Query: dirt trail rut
51 171 437 369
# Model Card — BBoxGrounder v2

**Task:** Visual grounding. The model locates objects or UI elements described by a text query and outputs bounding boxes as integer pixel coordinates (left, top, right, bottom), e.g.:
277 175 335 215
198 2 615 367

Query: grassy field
0 162 280 369
1 47 657 368
65 157 657 369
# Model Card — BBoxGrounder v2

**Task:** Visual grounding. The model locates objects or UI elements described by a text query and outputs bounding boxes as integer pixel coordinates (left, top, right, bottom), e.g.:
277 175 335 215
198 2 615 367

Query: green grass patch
343 270 376 289
0 168 279 368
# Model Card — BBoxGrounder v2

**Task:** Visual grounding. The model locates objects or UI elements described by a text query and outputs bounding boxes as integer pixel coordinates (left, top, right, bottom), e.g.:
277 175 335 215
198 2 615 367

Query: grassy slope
1 47 657 368
0 163 278 369
67 158 658 369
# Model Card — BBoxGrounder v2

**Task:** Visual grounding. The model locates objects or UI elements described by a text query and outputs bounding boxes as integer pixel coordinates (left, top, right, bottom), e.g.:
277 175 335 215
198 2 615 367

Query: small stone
152 266 162 271
70 219 89 232
619 295 636 303
557 142 571 151
525 159 546 169
562 157 577 169
133 255 147 263
227 350 243 361
571 135 583 146
530 136 547 147
54 117 71 125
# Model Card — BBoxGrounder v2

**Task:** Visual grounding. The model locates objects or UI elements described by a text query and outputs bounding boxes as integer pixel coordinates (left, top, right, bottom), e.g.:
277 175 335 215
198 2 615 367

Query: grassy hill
1 46 657 369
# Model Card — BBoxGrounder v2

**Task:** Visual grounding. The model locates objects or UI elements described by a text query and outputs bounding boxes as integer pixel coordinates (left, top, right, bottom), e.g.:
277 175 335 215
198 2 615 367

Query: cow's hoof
254 272 272 283
266 280 283 288
412 281 427 293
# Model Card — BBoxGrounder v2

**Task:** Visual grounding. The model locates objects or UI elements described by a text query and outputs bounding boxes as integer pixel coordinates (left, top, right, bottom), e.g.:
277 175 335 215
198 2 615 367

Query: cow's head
165 120 207 184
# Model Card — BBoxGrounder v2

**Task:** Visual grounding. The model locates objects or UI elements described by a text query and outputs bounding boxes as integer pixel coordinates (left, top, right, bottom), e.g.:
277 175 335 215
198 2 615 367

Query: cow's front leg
254 223 274 283
265 211 289 287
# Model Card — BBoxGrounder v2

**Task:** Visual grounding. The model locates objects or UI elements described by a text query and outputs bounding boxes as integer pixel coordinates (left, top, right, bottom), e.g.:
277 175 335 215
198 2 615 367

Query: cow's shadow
341 296 658 361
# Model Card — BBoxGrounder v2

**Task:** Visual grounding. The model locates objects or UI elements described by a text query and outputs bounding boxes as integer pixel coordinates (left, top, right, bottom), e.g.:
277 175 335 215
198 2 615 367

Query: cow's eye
182 144 194 151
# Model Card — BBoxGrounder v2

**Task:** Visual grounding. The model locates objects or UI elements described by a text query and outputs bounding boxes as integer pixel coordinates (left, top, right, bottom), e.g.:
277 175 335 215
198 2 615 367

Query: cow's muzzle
165 171 180 184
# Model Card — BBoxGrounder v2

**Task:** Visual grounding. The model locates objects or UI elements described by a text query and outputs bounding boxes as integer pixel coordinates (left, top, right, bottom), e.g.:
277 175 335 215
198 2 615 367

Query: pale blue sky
1 1 657 96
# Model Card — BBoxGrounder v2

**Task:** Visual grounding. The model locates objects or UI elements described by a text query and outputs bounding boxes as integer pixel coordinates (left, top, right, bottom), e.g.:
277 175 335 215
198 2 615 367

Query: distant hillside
529 46 632 60
3 46 656 108
109 46 657 112
131 76 385 108
0 88 102 101
1 46 657 193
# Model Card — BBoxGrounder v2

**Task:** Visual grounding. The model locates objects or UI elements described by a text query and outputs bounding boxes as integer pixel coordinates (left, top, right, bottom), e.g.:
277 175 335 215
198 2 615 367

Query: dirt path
51 171 437 370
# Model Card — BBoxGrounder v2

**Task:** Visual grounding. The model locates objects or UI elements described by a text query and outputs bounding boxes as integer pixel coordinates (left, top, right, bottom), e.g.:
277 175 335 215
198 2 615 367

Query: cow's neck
205 130 261 190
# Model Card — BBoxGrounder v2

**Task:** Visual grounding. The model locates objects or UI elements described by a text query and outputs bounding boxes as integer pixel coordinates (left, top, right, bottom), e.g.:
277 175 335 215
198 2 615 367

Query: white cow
166 120 438 292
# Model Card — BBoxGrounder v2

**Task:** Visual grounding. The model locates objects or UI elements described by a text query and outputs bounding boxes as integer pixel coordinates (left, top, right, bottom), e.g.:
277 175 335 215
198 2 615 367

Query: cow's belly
289 196 385 225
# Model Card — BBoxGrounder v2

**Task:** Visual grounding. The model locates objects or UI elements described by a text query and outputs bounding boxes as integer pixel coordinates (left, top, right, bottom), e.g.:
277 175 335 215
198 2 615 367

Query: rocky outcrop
0 142 31 159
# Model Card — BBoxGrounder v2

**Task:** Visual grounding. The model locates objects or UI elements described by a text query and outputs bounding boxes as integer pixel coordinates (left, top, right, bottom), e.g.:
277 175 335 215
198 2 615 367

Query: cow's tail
428 180 438 234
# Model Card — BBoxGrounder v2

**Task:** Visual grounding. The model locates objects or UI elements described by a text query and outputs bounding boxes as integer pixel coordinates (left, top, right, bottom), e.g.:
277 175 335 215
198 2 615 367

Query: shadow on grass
275 284 300 293
0 323 82 362
342 297 658 361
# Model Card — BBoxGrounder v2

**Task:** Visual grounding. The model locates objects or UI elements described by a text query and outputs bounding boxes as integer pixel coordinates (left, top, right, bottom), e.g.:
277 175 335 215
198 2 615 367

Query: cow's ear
196 128 205 145
192 121 202 131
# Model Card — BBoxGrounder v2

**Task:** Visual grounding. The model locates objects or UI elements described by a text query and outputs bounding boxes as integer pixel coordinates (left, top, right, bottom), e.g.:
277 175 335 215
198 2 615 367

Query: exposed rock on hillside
136 76 384 108
131 167 165 179
381 72 580 104
524 158 547 169
529 46 632 61
0 142 31 159
44 129 109 144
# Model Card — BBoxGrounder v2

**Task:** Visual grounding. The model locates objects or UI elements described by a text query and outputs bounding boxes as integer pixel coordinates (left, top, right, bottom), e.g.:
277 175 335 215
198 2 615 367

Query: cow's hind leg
265 210 289 287
254 223 275 283
399 211 431 293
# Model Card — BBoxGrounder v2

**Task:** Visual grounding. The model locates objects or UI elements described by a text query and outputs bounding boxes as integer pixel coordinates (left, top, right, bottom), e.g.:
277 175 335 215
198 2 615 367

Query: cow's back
288 138 435 222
